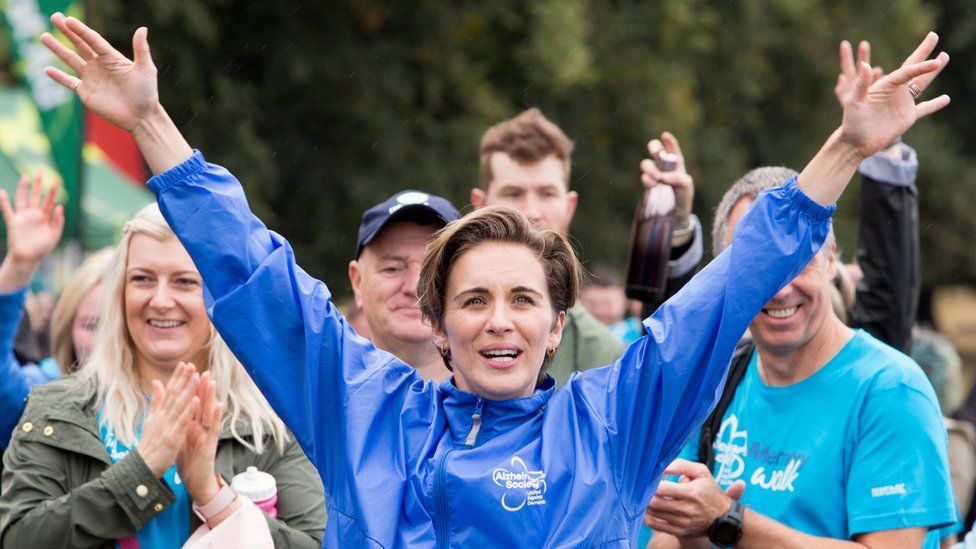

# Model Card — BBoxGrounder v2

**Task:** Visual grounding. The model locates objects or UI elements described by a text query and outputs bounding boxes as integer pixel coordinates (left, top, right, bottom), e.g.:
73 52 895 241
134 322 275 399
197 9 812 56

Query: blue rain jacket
149 152 833 548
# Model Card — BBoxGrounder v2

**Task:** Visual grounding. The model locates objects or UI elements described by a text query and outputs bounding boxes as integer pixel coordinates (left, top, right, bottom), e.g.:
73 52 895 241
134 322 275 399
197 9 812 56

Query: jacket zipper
436 398 486 548
464 398 484 447
434 449 452 549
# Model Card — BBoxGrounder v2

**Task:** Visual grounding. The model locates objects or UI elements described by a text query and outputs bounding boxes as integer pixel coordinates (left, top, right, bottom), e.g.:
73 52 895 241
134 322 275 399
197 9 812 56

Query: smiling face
433 242 565 400
472 153 578 235
349 221 440 351
124 234 211 376
727 196 838 356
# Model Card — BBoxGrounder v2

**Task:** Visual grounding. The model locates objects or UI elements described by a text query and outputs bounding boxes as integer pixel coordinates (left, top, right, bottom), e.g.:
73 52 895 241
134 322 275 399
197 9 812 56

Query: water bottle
625 152 678 303
231 466 278 519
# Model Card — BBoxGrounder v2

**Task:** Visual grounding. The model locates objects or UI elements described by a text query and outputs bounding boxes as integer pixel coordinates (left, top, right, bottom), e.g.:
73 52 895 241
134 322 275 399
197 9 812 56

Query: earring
439 345 451 358
546 347 555 358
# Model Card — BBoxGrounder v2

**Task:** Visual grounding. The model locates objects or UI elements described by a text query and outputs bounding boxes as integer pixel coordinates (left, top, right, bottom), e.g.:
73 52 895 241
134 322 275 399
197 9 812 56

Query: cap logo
389 191 430 213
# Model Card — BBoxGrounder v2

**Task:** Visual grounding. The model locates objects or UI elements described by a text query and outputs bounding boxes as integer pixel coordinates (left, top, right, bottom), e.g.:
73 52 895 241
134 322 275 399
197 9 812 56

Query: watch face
711 522 739 546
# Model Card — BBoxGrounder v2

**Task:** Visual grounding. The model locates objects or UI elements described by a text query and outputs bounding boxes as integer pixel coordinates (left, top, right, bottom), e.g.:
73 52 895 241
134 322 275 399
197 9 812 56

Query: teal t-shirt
98 411 191 548
639 330 956 547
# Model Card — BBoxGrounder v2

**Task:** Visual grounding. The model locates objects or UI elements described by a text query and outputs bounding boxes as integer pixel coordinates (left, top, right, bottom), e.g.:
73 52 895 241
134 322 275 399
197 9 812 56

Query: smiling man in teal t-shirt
643 162 957 549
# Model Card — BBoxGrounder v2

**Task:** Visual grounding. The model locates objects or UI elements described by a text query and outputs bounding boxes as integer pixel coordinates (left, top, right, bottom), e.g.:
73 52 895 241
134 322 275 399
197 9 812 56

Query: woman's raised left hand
41 13 160 132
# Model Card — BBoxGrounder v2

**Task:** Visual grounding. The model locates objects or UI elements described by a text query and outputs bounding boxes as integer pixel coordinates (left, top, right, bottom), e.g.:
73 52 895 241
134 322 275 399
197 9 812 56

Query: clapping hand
137 362 200 477
176 370 224 505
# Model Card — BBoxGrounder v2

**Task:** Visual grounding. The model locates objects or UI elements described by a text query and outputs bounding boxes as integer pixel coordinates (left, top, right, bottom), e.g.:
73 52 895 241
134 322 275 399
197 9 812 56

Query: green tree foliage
6 0 971 293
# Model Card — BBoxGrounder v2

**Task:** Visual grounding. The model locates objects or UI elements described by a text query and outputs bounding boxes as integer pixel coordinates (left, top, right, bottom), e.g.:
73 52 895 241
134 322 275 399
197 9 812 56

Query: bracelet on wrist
192 475 237 522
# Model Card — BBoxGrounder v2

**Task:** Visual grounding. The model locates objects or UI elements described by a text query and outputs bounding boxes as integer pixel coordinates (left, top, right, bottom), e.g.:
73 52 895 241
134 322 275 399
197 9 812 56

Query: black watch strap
707 499 744 547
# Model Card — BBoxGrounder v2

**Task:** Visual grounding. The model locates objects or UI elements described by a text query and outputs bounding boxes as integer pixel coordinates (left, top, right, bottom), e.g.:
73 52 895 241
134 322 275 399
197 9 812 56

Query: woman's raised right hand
137 362 200 477
41 13 159 132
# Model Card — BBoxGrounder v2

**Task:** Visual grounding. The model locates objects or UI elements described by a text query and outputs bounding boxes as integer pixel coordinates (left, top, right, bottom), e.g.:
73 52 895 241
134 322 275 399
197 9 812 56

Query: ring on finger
908 81 922 100
71 80 82 92
200 424 211 431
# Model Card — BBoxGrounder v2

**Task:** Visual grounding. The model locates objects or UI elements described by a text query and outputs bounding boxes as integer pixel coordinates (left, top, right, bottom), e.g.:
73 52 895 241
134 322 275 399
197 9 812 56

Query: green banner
2 0 83 240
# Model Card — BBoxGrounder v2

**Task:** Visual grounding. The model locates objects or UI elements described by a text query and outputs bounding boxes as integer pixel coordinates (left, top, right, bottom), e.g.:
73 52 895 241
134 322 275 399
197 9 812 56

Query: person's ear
826 242 838 280
432 322 449 352
565 190 579 225
471 187 487 210
348 260 364 309
548 310 567 350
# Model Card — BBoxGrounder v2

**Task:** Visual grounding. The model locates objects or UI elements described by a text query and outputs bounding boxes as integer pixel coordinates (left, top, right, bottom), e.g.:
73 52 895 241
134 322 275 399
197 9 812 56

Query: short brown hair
418 206 581 383
478 108 575 189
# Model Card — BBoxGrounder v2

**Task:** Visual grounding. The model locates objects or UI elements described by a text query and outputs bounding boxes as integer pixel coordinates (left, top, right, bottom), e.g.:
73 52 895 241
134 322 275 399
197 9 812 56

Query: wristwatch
707 499 744 547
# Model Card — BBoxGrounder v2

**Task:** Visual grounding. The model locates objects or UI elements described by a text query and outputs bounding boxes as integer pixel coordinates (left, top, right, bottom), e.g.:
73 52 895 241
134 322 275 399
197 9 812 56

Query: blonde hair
80 204 288 453
49 248 114 374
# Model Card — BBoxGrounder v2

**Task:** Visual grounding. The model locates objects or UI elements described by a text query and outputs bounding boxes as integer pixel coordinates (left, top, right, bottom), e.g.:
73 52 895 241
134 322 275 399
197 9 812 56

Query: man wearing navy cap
348 190 460 381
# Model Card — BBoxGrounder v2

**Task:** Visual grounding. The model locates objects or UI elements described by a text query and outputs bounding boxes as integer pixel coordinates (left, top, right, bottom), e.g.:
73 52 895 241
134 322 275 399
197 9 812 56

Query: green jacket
548 303 626 386
0 376 326 548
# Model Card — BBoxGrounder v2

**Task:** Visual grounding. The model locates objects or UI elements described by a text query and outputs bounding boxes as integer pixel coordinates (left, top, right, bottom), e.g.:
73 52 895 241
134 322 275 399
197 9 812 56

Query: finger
28 172 43 208
915 94 951 119
172 373 201 412
903 31 939 67
654 480 691 500
726 480 746 500
43 66 82 93
644 505 692 528
871 66 884 84
854 61 872 99
647 494 685 513
885 58 943 87
857 40 870 67
839 40 854 79
644 515 680 536
655 171 691 188
14 174 27 211
208 402 223 442
640 159 662 178
42 177 60 218
663 458 711 479
51 205 65 237
64 16 118 58
39 32 85 73
177 396 201 430
660 132 684 162
149 379 165 413
0 190 12 225
912 51 949 92
647 139 663 157
50 13 96 60
132 27 154 69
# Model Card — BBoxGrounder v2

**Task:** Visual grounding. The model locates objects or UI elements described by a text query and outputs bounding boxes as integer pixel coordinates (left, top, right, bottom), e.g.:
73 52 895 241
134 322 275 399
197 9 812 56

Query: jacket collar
439 376 555 447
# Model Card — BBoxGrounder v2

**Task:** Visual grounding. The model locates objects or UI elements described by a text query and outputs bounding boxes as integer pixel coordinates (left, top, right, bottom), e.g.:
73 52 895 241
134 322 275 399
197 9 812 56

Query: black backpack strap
698 341 754 471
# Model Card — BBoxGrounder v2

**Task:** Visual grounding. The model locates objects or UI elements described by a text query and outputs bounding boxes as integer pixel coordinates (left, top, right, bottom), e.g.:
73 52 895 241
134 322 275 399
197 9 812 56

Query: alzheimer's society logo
492 456 548 511
714 415 748 486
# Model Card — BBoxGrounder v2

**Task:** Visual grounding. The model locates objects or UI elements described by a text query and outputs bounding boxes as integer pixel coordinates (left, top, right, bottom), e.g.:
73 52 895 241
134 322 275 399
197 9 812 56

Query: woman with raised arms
39 14 948 547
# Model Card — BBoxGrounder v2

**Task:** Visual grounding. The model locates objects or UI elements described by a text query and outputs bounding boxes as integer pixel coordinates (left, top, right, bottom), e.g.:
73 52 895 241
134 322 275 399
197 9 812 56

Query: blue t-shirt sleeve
847 380 956 535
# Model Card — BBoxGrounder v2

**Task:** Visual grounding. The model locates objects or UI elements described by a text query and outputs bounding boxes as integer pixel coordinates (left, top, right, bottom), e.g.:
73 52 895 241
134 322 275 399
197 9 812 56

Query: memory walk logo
492 456 548 511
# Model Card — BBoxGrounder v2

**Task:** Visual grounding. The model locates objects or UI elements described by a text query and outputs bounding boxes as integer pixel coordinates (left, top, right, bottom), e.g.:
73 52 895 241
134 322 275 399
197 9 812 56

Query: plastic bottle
625 152 678 304
231 466 278 519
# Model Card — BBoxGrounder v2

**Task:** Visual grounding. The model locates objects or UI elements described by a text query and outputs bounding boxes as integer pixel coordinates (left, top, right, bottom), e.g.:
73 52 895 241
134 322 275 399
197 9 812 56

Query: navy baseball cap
355 190 461 258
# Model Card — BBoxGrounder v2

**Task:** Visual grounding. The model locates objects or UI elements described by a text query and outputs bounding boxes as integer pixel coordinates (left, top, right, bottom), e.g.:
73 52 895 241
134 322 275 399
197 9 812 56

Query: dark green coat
0 376 326 548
